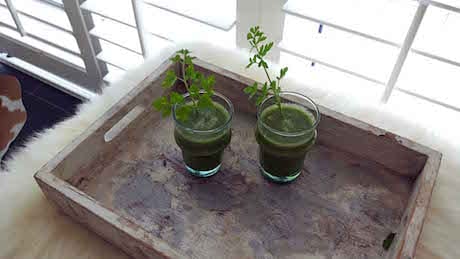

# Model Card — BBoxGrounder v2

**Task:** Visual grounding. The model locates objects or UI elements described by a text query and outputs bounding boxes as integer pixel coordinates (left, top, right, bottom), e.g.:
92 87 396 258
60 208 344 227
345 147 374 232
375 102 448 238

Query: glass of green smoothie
173 91 233 177
256 91 320 183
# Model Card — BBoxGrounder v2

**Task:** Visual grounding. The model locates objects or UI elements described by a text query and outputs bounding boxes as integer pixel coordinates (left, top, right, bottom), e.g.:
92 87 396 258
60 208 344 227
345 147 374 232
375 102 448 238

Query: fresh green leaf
243 86 254 95
244 82 258 98
175 105 193 121
259 36 267 43
170 92 184 105
185 65 196 81
265 42 273 53
261 82 269 95
256 95 265 105
170 54 181 63
184 55 194 65
190 72 201 85
269 80 277 92
189 84 200 94
383 233 396 251
152 96 172 116
244 26 289 111
155 48 218 120
198 94 213 108
189 84 200 100
152 96 165 111
177 49 190 55
162 70 177 88
202 75 215 94
280 67 288 79
258 60 268 69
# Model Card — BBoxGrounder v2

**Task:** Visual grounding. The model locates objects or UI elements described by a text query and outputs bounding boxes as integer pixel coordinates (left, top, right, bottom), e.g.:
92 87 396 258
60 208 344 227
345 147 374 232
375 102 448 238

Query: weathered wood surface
35 57 441 259
70 111 413 259
35 172 184 259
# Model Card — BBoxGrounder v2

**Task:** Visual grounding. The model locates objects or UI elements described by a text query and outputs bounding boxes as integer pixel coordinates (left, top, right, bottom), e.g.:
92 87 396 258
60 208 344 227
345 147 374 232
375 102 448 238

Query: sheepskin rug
1 42 459 259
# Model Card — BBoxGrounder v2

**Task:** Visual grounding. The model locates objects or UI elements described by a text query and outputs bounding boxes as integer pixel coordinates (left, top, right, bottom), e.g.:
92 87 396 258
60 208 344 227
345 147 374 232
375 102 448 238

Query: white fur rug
1 42 459 259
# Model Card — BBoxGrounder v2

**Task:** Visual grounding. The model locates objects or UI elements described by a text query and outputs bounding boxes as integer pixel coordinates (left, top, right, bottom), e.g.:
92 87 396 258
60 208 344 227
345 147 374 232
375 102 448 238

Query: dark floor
1 62 82 161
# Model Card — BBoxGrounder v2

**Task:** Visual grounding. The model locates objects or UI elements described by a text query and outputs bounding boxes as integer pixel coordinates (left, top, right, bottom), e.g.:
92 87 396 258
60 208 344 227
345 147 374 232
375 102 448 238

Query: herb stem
253 44 273 84
180 54 197 108
276 79 284 118
253 43 284 117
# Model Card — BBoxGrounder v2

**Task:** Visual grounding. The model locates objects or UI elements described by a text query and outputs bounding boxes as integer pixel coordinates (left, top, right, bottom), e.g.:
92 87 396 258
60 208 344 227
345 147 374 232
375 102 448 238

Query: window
79 0 235 82
0 0 459 113
281 0 460 111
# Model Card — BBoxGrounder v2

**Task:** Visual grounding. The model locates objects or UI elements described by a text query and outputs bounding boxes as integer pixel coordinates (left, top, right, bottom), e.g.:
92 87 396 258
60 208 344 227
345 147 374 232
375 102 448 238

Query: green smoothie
174 102 231 173
256 104 316 180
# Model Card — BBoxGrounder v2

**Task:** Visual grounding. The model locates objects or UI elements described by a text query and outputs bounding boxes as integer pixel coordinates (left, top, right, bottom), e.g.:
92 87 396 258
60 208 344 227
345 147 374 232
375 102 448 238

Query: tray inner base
70 111 413 259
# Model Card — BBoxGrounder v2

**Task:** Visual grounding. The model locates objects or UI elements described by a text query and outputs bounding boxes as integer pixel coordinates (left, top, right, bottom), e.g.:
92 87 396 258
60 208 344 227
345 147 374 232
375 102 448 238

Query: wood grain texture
35 172 184 259
71 111 413 259
34 57 441 259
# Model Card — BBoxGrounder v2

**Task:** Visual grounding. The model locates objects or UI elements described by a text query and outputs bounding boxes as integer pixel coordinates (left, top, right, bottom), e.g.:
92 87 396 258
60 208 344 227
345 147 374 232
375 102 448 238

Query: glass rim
257 91 321 137
173 91 234 134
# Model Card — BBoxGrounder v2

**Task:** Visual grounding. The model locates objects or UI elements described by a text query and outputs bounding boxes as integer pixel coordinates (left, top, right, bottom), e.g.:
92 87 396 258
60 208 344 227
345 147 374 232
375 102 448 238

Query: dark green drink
256 92 320 183
173 92 233 177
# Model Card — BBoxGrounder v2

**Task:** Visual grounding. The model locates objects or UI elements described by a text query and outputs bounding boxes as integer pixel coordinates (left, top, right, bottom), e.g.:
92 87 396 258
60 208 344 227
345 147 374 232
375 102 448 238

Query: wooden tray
35 58 441 259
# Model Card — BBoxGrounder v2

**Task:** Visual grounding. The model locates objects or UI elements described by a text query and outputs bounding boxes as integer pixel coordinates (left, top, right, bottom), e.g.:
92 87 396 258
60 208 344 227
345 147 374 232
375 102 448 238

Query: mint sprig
152 49 216 120
244 26 288 114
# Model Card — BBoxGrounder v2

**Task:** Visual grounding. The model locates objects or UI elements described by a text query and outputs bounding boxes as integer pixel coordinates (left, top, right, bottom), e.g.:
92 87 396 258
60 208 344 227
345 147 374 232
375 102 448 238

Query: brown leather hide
0 75 27 160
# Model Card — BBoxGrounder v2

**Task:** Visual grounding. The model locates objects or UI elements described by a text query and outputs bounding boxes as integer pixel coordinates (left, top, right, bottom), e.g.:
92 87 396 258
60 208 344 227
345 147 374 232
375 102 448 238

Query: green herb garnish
152 49 215 120
383 232 396 250
244 26 288 115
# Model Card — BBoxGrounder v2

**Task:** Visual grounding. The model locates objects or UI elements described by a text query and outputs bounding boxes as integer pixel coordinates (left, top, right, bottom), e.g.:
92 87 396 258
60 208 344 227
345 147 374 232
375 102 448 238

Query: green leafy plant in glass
243 26 287 112
153 49 233 177
244 26 320 183
153 49 215 119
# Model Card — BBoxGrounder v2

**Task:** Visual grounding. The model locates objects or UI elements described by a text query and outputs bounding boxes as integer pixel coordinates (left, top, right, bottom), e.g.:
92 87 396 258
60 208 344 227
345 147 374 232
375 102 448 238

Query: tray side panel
50 62 177 182
387 153 442 259
34 59 184 258
35 174 184 259
317 115 428 178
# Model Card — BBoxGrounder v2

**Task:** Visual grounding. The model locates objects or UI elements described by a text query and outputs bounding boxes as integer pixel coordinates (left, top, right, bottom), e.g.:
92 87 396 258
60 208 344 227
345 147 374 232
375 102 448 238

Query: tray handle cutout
104 105 145 142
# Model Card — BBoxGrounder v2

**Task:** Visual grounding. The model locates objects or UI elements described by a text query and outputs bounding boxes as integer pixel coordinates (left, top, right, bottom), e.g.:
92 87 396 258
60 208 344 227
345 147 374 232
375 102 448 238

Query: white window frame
0 0 459 112
281 0 460 111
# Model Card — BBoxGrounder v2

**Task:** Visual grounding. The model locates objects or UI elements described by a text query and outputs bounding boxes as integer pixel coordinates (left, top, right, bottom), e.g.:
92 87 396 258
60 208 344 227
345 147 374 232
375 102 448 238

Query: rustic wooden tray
35 58 441 259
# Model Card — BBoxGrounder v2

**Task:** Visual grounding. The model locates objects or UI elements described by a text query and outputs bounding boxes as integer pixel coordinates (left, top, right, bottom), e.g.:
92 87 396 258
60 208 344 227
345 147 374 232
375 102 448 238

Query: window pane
18 13 80 54
81 0 135 25
397 52 460 109
15 0 72 32
281 14 399 83
0 4 16 29
280 51 384 101
413 5 460 63
434 0 460 8
98 39 143 70
144 0 236 30
283 0 418 44
142 3 235 47
82 0 235 47
0 25 84 68
91 14 143 54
